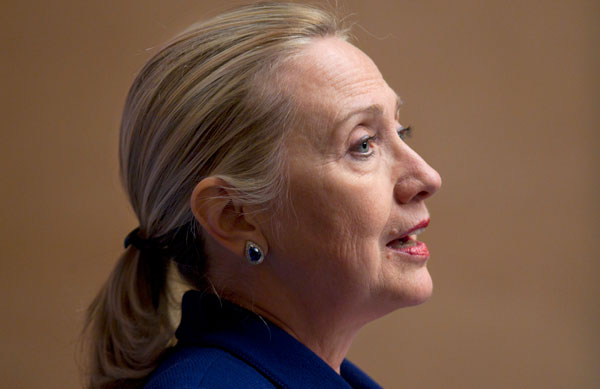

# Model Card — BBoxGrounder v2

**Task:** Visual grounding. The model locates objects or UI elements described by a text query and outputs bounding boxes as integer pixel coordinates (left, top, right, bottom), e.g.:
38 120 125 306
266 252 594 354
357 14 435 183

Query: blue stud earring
245 241 264 265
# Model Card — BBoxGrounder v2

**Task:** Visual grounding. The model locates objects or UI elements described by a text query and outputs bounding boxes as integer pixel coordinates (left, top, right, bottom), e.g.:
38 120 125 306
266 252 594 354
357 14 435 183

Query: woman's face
264 37 441 322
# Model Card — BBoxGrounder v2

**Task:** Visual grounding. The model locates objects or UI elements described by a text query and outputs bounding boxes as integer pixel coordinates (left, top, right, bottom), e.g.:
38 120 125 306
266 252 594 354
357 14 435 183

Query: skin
191 37 441 373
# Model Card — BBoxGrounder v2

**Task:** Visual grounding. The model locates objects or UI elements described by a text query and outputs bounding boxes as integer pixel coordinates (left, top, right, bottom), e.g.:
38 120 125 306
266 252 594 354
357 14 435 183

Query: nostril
415 190 430 201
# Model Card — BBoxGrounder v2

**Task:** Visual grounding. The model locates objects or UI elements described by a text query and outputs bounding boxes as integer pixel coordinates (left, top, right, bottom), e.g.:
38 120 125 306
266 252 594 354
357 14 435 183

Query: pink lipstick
390 239 429 256
386 218 431 258
402 219 430 238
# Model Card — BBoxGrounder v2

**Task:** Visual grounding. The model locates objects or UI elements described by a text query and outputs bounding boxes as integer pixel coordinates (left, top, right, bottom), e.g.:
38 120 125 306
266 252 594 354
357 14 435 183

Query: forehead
282 37 395 134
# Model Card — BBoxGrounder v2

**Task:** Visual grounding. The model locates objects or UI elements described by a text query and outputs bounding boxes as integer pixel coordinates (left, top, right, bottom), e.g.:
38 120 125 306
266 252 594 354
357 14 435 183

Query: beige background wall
1 1 598 387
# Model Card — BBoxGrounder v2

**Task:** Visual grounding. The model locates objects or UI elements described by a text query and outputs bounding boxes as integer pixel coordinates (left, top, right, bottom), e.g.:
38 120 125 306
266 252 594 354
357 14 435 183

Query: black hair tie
124 227 158 251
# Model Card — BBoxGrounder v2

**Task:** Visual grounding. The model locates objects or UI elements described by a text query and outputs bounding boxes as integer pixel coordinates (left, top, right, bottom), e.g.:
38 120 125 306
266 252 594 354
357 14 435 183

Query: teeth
387 227 426 248
388 239 417 249
411 228 426 236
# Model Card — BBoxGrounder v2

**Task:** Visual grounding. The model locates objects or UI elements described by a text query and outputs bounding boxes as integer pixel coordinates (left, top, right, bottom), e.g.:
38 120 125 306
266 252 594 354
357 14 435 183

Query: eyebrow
333 93 403 129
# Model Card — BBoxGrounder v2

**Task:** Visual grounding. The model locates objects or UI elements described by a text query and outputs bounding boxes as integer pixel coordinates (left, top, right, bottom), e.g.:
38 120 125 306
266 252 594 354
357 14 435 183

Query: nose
393 146 442 204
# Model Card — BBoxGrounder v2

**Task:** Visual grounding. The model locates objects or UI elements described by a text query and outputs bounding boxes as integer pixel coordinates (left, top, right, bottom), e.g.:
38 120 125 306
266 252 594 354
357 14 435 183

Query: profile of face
260 37 442 324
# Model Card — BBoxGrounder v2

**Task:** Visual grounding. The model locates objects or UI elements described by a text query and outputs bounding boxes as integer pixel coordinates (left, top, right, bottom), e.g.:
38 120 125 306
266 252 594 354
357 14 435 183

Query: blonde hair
82 2 349 388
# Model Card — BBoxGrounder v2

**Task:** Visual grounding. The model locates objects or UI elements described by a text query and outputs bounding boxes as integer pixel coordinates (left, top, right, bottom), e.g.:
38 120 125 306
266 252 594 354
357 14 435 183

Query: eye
352 135 376 156
397 125 412 141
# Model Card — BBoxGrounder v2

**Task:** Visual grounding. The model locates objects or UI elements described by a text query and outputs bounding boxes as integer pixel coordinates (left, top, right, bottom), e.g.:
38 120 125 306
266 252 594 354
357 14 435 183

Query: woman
84 2 441 388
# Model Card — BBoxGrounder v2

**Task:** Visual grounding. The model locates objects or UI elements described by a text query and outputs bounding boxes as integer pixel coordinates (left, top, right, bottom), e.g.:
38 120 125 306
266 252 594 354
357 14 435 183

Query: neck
248 299 360 373
218 276 368 373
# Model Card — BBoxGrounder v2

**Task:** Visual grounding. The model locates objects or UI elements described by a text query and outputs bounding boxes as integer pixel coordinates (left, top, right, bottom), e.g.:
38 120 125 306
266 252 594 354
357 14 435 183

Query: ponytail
82 248 173 388
82 222 204 388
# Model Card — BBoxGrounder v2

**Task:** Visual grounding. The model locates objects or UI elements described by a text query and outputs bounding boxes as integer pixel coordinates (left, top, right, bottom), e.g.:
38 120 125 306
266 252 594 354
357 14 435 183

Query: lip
401 218 430 239
387 218 430 244
388 240 430 257
385 218 431 261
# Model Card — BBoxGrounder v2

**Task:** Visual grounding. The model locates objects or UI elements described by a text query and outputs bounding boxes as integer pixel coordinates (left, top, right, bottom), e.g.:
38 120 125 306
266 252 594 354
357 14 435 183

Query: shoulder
144 346 276 389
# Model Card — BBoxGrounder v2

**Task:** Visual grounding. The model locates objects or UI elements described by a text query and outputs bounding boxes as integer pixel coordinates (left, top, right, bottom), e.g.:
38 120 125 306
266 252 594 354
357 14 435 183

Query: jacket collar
175 290 381 389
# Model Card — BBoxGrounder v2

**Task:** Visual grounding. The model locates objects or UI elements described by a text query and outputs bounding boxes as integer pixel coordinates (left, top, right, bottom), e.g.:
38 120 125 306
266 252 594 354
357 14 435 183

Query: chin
383 268 434 310
402 275 433 307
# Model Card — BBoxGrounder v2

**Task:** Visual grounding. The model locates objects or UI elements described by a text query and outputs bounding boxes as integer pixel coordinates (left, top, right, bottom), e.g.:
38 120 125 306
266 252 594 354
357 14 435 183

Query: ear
190 177 268 259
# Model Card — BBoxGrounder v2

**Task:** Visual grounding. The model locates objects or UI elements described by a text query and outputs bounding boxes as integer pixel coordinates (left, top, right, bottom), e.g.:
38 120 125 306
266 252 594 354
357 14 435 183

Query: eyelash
398 125 412 141
353 135 378 157
351 125 413 158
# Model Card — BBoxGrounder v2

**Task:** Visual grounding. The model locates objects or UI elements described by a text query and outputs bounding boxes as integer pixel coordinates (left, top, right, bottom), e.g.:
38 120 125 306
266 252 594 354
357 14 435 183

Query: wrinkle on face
260 36 435 329
280 39 390 155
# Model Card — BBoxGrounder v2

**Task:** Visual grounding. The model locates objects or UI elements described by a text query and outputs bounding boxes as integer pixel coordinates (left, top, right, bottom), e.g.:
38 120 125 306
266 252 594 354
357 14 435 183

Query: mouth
386 219 430 257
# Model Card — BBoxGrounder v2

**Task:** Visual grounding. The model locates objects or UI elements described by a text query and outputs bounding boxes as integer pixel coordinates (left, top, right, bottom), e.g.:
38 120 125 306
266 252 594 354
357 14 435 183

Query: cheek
283 168 391 265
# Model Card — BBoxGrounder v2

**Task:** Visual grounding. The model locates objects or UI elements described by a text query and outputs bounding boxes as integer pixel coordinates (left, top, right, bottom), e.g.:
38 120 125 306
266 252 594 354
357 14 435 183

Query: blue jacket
145 290 382 388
